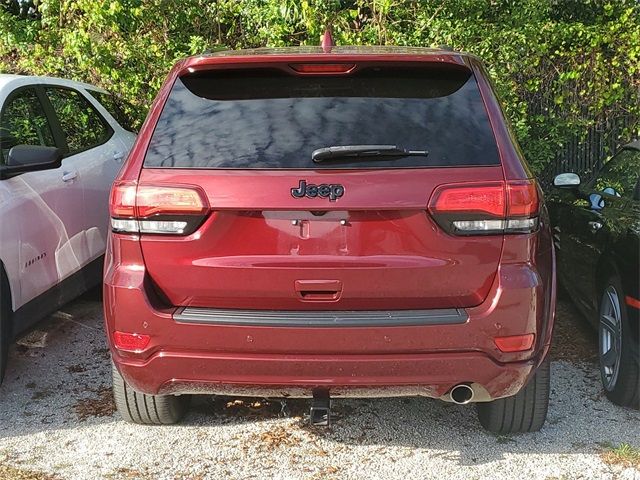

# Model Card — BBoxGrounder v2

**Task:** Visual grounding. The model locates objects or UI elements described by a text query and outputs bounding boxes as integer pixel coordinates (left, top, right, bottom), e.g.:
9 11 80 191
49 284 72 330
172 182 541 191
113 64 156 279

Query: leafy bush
1 0 638 173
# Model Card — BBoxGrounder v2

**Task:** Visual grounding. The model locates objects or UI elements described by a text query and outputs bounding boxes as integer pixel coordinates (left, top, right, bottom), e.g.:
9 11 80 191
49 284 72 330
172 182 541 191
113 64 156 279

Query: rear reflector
113 331 151 352
428 180 539 235
110 182 209 235
290 63 355 73
494 334 535 352
625 296 640 309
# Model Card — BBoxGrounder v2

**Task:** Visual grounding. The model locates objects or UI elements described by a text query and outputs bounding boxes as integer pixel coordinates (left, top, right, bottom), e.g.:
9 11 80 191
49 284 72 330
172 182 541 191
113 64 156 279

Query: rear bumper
117 350 541 400
104 233 555 400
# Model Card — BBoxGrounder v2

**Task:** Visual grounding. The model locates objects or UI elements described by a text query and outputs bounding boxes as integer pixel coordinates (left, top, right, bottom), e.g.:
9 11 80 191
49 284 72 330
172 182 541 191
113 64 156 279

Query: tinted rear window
144 67 500 169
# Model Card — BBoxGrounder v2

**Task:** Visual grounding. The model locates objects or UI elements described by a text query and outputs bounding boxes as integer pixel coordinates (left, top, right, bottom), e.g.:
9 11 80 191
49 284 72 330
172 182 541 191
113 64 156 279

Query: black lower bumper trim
173 307 468 327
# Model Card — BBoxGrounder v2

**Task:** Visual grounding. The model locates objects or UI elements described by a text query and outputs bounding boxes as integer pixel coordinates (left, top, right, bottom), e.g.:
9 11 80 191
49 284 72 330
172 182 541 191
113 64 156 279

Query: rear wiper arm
312 145 429 163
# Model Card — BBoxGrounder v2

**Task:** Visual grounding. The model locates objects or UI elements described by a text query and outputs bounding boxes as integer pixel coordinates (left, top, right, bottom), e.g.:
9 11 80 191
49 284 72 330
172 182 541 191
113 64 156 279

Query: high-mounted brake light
290 63 355 74
109 182 209 235
428 180 539 236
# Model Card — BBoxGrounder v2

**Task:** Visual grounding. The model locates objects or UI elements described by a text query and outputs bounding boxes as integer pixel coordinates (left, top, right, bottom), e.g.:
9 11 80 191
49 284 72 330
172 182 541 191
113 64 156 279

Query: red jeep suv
104 46 556 433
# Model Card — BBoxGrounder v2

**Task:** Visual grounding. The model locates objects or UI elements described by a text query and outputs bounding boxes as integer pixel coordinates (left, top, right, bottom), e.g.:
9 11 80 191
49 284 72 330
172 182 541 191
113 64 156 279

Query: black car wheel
476 356 550 433
599 275 639 409
112 361 190 424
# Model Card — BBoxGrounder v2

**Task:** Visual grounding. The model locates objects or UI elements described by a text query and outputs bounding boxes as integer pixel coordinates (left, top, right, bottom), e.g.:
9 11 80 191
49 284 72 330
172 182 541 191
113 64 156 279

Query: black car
549 140 640 409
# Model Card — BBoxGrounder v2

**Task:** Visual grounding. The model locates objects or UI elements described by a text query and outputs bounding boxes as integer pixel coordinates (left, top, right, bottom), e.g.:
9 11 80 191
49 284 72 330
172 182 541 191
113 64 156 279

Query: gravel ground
1 294 639 480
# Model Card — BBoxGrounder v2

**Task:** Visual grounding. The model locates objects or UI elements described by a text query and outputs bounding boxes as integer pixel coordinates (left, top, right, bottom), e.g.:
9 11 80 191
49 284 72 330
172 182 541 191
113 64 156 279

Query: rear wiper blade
311 145 429 163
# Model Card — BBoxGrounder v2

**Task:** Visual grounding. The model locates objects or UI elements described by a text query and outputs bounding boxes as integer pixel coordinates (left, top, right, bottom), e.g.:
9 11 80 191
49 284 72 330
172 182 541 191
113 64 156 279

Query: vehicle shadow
175 299 637 465
177 362 640 466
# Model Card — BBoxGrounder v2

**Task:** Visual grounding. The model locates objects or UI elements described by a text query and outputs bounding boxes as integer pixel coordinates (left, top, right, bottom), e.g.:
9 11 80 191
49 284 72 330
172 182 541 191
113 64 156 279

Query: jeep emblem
291 180 344 201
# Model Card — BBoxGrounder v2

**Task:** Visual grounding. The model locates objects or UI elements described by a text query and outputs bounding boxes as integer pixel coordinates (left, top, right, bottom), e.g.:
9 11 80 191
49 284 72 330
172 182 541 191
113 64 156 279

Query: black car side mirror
0 145 63 180
589 193 605 210
553 172 581 189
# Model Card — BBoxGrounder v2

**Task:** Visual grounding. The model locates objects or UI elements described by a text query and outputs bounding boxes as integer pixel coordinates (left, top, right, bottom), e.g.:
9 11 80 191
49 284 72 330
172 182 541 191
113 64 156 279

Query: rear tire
598 275 639 410
112 361 189 424
476 356 550 433
0 266 12 385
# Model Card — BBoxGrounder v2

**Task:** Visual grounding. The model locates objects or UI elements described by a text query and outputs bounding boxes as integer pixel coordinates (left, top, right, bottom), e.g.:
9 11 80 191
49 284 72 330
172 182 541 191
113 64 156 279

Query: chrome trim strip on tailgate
173 307 468 327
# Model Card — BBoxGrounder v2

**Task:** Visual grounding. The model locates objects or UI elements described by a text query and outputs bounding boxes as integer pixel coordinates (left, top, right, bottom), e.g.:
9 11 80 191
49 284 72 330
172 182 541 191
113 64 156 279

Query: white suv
0 75 136 383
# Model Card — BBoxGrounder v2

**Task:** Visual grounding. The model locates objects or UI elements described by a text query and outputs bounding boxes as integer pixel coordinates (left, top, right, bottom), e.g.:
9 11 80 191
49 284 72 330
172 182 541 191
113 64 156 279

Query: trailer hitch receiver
310 389 331 426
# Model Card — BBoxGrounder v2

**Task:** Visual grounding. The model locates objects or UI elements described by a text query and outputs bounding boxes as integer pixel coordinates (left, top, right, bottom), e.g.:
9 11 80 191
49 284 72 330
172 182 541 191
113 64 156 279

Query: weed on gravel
255 424 301 449
66 364 87 373
601 442 640 470
0 464 60 480
104 467 154 480
0 455 59 480
309 465 340 479
72 386 115 420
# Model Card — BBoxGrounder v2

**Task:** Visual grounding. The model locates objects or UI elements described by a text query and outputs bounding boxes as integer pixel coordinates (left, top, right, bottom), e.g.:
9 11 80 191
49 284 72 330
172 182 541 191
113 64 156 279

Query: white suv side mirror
553 172 581 188
0 145 62 180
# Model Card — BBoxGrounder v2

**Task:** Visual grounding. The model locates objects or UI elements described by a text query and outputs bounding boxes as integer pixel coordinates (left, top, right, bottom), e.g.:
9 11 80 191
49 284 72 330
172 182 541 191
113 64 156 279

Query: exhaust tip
450 384 475 405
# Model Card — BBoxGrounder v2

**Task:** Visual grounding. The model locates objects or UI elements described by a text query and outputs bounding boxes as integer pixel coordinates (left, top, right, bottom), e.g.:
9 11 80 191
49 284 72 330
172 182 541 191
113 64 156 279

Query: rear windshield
144 66 500 169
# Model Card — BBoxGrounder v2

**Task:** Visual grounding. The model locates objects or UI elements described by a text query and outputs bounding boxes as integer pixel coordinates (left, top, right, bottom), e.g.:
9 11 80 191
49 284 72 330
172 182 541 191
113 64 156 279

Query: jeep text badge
291 180 344 201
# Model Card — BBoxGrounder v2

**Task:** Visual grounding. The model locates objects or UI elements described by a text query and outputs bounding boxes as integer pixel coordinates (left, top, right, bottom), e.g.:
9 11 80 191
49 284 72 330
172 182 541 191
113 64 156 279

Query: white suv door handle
113 151 124 162
62 171 78 182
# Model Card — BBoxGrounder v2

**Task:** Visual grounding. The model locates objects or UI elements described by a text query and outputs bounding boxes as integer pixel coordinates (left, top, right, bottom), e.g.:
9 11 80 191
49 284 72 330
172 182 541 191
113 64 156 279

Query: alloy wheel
599 285 623 392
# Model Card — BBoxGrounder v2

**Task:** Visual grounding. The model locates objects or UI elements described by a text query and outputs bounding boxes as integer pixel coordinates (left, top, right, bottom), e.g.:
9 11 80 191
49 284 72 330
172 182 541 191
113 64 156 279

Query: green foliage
45 87 110 152
1 0 638 173
1 88 55 158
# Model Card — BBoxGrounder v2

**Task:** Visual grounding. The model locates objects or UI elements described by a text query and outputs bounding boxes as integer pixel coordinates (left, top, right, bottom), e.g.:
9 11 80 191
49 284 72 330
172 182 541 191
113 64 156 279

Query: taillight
507 181 539 217
109 182 209 235
428 180 539 235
